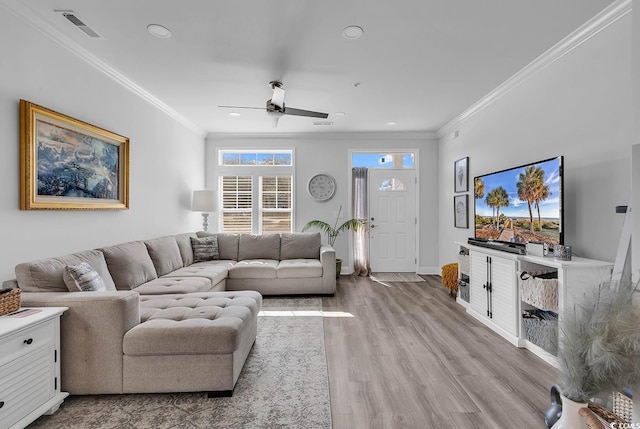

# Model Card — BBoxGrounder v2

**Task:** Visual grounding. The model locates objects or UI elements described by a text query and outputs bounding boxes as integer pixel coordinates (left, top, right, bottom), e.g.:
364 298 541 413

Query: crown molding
206 130 439 140
1 0 206 138
437 0 631 139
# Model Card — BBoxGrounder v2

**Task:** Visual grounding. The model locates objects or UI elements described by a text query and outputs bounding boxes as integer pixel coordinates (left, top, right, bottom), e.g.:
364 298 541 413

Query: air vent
55 10 103 39
313 121 334 126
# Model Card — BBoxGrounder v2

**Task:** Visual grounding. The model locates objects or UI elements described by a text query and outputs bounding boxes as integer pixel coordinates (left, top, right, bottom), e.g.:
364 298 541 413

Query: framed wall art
454 194 469 228
454 156 468 193
20 100 129 210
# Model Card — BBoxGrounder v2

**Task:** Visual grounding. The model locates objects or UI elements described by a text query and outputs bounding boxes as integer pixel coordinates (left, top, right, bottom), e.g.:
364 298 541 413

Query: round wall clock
307 173 337 201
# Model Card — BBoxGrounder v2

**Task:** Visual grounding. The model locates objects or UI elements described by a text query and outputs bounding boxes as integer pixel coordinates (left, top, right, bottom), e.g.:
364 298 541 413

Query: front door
368 169 417 272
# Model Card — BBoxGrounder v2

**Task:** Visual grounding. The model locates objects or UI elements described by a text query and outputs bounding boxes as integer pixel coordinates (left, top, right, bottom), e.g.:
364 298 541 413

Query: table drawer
0 320 54 366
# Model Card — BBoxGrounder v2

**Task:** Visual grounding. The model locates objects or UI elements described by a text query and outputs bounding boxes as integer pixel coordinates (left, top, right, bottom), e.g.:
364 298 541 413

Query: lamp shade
192 190 215 212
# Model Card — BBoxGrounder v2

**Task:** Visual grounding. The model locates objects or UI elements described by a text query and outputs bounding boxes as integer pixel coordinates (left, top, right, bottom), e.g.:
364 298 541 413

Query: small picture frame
454 194 469 228
454 157 469 193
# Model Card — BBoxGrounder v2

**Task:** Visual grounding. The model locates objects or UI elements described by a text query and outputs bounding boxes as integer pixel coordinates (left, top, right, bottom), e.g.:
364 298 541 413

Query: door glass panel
378 178 407 191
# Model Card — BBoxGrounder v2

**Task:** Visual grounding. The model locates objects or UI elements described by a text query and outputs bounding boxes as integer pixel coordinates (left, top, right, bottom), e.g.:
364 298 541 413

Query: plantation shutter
221 175 252 233
261 176 292 233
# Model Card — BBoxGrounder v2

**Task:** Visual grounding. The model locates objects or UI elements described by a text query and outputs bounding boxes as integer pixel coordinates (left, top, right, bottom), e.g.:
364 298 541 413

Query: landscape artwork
36 120 119 200
20 100 129 210
474 157 562 248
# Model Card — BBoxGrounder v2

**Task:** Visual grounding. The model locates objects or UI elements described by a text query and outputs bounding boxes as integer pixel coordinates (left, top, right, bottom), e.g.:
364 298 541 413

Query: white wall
0 11 206 281
206 133 440 273
437 11 633 267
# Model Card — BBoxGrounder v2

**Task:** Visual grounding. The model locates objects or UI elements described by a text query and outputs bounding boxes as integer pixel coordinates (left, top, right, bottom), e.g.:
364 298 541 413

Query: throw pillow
63 262 106 292
190 236 220 262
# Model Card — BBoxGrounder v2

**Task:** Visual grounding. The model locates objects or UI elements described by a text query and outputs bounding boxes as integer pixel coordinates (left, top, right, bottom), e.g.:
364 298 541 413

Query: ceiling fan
219 81 329 127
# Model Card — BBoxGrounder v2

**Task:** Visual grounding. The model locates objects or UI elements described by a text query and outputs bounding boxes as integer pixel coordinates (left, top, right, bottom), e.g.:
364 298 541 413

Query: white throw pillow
63 262 107 292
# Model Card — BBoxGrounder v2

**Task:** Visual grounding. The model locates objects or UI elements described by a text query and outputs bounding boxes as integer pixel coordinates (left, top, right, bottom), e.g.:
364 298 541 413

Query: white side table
0 307 69 429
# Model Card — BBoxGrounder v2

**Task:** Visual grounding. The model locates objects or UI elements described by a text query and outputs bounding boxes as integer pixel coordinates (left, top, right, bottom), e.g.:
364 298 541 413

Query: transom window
352 152 415 168
219 150 292 166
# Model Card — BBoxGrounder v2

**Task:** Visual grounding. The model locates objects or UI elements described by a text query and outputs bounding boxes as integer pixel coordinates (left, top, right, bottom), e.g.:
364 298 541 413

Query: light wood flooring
322 275 558 429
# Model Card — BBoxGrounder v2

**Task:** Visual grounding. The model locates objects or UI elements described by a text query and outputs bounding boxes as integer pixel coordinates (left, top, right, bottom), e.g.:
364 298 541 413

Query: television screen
474 156 563 249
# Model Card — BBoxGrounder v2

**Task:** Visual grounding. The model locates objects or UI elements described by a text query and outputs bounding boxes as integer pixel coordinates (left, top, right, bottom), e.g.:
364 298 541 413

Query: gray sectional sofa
2 231 335 396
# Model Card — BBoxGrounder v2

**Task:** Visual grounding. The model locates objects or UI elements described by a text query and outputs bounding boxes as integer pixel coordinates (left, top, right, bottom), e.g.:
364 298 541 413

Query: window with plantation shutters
217 149 294 234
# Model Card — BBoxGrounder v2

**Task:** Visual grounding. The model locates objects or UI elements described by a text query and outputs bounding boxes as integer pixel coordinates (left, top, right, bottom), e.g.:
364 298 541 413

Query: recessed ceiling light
386 121 398 126
147 24 171 38
335 112 346 116
229 112 241 117
342 25 363 40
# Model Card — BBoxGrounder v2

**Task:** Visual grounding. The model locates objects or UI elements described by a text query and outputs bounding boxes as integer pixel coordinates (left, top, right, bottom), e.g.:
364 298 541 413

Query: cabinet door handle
24 338 33 345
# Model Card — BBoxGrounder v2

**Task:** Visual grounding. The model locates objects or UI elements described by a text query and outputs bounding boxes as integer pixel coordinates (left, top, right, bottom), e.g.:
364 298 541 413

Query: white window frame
217 149 295 234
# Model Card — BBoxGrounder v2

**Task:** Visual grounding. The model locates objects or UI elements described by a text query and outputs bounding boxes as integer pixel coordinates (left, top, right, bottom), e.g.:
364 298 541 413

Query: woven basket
518 270 558 312
522 310 558 354
0 289 21 316
457 253 470 276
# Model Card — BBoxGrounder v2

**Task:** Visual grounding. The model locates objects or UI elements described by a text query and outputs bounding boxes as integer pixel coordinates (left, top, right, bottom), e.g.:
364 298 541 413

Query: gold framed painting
20 100 129 210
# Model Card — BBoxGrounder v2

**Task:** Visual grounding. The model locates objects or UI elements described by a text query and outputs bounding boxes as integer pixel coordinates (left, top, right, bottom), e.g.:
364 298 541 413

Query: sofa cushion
191 236 219 262
280 233 321 260
133 277 212 295
173 233 197 266
276 259 323 278
129 292 262 355
197 232 239 261
100 241 158 290
63 262 107 291
228 260 278 279
144 237 184 276
163 263 229 287
15 250 116 292
238 234 280 261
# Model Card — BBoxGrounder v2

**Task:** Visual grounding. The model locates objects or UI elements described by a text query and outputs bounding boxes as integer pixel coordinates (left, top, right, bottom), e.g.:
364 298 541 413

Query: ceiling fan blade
269 115 280 128
284 107 329 118
218 105 265 110
271 85 285 109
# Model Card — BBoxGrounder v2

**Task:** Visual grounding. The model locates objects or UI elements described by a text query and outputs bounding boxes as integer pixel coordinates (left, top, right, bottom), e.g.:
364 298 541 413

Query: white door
368 169 417 272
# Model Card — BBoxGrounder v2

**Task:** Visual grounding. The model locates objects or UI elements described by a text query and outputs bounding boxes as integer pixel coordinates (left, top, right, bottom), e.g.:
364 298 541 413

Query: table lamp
192 190 216 231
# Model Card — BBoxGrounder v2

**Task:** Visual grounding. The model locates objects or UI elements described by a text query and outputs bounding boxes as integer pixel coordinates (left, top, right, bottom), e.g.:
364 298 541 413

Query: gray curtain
352 167 370 276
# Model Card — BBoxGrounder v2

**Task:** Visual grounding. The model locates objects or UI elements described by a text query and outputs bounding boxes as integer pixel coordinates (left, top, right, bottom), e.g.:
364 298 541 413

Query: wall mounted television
473 156 563 251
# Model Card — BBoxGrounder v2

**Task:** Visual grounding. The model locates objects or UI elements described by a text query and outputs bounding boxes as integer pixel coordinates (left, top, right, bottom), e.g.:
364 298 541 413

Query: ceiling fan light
342 25 363 39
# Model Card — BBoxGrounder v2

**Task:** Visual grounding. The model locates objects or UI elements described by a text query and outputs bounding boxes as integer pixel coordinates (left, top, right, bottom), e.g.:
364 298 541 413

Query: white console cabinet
0 307 68 429
468 249 520 344
456 242 613 365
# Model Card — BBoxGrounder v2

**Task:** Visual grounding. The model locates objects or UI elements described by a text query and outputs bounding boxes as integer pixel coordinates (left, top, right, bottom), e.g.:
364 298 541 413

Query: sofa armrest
21 291 140 394
320 244 337 294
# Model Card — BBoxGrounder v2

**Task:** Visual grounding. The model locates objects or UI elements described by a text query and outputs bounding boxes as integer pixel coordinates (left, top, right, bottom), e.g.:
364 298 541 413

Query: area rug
29 297 332 429
371 272 425 282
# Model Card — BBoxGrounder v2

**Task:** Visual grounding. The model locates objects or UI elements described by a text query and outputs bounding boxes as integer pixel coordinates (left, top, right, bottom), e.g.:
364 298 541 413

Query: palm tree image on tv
474 158 561 248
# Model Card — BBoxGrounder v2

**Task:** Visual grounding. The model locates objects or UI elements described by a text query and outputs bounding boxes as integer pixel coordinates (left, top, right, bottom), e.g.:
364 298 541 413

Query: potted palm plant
302 206 363 278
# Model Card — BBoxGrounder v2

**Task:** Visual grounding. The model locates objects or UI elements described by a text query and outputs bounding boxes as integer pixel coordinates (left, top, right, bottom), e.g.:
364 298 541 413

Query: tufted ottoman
122 291 262 395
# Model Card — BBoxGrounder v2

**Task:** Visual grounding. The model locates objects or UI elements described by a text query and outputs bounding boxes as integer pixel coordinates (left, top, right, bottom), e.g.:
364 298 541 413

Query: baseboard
418 266 440 275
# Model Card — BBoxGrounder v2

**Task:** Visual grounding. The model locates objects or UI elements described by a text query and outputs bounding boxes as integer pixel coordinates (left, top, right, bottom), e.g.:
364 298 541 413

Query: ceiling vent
313 121 334 126
55 10 103 39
